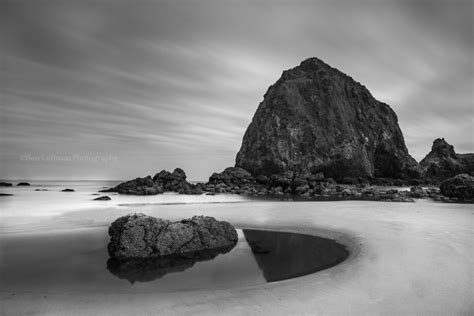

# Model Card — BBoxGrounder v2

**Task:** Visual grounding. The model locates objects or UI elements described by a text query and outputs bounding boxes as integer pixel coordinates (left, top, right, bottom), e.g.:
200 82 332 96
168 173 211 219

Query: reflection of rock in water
107 245 236 283
243 230 349 282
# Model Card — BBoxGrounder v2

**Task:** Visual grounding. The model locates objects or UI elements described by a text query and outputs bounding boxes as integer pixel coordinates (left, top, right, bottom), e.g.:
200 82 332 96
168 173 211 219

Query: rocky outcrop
0 182 13 187
102 168 203 195
208 167 255 186
17 182 30 186
103 176 162 195
439 174 474 200
205 167 261 194
235 57 421 182
108 214 238 258
61 188 75 192
420 138 474 181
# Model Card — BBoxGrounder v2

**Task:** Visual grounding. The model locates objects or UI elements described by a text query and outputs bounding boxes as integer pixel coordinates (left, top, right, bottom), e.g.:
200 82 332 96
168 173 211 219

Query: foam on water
0 180 251 219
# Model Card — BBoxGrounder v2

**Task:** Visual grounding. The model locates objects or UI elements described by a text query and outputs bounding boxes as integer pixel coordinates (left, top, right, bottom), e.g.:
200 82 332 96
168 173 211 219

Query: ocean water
0 180 251 219
0 180 349 294
1 180 473 314
0 228 348 294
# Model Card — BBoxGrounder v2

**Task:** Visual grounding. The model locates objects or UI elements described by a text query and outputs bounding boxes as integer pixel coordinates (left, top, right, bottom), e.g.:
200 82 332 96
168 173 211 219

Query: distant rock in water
94 195 111 201
61 188 75 192
420 138 474 181
0 193 14 196
439 174 474 200
17 182 30 186
102 168 204 195
235 57 421 182
108 214 238 258
0 182 13 187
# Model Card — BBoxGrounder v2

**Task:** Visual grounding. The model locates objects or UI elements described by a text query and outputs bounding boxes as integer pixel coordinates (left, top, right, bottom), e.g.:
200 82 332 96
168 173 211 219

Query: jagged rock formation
235 57 421 182
102 168 204 195
108 214 238 258
439 174 474 200
420 138 474 181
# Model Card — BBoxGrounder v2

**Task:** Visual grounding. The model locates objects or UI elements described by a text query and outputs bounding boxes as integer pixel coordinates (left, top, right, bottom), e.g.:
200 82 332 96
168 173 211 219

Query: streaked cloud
1 0 472 180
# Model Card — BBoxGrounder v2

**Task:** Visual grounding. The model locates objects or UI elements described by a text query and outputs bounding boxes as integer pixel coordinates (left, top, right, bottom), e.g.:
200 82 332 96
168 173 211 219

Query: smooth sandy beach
1 199 473 315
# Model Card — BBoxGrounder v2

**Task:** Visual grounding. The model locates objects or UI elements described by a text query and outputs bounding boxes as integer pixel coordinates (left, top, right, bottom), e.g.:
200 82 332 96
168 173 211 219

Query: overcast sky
1 0 473 180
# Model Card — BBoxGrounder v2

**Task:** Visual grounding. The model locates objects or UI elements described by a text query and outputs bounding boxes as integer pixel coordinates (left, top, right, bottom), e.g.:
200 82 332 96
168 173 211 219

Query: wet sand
1 199 473 315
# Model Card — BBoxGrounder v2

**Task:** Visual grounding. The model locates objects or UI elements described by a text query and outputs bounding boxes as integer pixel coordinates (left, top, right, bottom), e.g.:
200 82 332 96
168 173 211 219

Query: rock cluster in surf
102 168 204 195
97 57 473 202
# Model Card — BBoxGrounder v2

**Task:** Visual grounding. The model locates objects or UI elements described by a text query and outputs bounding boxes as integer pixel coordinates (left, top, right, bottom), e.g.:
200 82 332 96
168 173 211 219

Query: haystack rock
420 138 474 181
235 57 421 182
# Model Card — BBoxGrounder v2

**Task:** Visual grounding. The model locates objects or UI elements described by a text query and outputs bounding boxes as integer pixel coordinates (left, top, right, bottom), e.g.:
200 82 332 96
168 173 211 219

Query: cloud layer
2 0 472 180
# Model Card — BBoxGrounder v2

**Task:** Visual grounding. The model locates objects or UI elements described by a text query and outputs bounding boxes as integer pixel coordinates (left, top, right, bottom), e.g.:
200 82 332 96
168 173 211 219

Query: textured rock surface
420 138 474 181
208 167 255 186
102 168 203 195
235 57 421 181
439 174 474 200
108 214 238 258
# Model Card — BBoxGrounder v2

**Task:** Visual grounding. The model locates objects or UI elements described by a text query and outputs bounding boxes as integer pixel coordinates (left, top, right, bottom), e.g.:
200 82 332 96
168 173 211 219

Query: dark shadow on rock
243 229 349 282
107 244 236 284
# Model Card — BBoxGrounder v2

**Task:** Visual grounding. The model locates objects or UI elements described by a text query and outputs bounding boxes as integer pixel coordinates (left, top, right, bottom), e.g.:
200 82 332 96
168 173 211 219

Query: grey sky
1 0 473 180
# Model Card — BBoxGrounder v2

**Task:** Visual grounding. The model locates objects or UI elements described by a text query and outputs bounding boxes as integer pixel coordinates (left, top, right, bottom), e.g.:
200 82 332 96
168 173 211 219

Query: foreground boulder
420 138 474 181
439 174 474 200
235 57 421 182
108 214 238 258
102 168 203 195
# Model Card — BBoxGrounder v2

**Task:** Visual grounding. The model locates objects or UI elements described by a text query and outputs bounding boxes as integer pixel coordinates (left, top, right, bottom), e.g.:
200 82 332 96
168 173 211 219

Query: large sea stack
236 57 421 181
